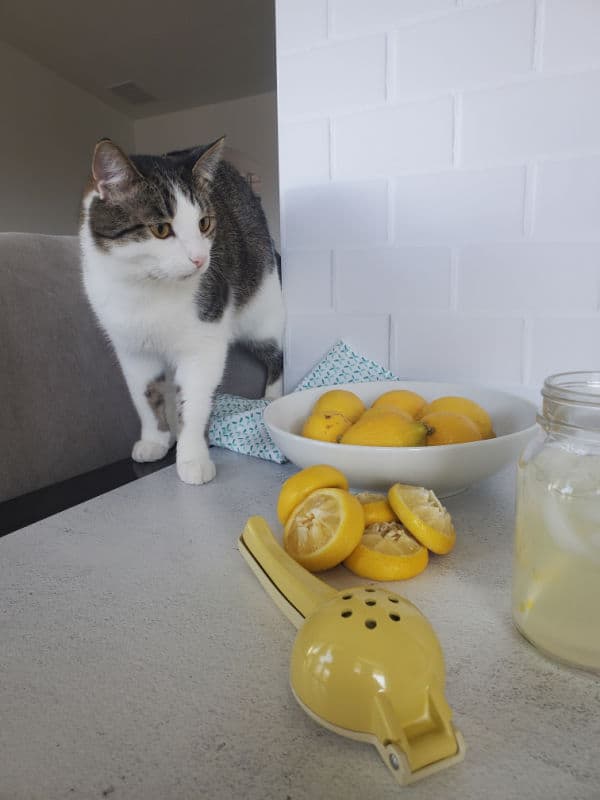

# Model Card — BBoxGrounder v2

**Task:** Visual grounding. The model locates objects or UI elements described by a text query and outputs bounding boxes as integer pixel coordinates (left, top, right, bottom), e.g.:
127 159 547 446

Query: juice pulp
513 447 600 671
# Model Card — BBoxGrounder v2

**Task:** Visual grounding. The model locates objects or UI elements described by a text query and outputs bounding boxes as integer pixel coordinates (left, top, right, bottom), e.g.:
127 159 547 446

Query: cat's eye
149 222 173 239
199 216 213 234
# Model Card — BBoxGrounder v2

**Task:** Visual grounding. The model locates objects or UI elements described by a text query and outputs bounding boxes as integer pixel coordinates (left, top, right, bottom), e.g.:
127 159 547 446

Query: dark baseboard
0 450 176 537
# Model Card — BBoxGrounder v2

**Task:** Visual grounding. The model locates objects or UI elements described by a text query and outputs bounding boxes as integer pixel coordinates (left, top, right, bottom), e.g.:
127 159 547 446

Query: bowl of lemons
263 381 538 496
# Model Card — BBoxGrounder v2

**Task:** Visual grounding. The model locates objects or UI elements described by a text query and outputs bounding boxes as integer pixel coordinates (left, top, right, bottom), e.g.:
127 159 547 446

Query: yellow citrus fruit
358 407 413 422
277 465 349 524
301 412 352 442
371 389 426 419
313 389 366 423
284 488 365 572
388 484 456 555
421 396 495 439
340 412 428 447
355 491 396 525
421 411 482 445
344 521 429 581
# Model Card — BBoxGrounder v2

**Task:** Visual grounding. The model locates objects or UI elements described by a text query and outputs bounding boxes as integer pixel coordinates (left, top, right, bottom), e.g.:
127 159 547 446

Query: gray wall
134 92 280 247
0 41 134 235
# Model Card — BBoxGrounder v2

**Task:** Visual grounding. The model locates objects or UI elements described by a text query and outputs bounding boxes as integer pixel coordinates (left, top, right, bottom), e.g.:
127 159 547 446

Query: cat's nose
190 256 206 269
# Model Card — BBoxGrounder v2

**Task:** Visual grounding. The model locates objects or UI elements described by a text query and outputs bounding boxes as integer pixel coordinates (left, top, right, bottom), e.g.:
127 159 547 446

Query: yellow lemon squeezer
238 516 466 787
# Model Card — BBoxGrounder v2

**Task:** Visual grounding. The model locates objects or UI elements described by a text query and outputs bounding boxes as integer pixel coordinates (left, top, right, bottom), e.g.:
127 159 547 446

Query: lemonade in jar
513 372 600 672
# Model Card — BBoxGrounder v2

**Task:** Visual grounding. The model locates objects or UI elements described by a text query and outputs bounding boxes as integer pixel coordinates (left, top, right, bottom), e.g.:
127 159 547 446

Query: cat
79 136 284 485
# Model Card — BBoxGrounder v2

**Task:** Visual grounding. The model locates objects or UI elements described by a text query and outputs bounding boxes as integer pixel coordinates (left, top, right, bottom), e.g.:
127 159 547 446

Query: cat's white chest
83 262 217 358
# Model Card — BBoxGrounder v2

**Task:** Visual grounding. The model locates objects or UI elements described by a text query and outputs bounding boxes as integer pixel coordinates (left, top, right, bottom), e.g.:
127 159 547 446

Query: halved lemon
388 484 456 555
344 521 429 581
283 488 365 572
355 491 396 525
277 465 349 524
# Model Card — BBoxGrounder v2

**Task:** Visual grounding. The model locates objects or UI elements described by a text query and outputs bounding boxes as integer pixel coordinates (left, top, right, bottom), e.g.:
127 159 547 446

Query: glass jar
512 371 600 672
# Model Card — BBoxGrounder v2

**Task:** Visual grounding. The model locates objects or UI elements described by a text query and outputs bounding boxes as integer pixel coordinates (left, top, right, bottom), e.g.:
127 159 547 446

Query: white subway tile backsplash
530 317 600 386
276 0 328 53
275 0 600 391
278 119 330 188
330 0 455 36
395 0 535 96
462 72 600 166
392 314 524 382
336 247 451 312
534 156 600 240
285 313 390 389
282 251 333 312
333 97 454 178
393 167 526 243
543 0 600 72
278 37 386 118
458 244 600 313
284 180 388 249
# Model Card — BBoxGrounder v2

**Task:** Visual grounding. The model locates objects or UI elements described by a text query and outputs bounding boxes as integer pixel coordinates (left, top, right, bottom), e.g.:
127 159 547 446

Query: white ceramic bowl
264 381 538 496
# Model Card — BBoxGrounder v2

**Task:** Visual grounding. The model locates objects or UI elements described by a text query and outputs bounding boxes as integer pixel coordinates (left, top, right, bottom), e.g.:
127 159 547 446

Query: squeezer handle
238 516 337 628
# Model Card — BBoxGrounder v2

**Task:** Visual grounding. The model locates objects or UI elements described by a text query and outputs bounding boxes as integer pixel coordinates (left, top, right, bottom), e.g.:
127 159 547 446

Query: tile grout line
533 0 547 72
385 31 397 105
386 314 394 372
330 250 337 311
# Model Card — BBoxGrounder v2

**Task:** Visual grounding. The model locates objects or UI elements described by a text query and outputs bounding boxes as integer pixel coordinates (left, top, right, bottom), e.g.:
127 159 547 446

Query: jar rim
542 371 600 408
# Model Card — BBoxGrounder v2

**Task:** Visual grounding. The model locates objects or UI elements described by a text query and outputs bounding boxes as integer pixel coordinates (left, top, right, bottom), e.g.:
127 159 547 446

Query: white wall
134 93 280 246
276 0 600 390
0 41 134 235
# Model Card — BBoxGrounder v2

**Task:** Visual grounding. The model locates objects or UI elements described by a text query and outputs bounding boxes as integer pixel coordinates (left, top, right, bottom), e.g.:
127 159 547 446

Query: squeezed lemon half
355 491 396 525
388 483 456 555
283 488 365 572
344 520 429 581
277 464 348 525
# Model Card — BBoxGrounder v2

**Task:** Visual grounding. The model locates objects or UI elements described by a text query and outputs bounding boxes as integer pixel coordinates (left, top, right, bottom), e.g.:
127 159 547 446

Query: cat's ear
192 136 226 186
92 139 141 201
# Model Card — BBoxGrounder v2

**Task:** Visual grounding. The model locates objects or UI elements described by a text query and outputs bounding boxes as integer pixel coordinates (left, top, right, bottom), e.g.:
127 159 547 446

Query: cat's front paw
132 439 170 463
177 458 217 485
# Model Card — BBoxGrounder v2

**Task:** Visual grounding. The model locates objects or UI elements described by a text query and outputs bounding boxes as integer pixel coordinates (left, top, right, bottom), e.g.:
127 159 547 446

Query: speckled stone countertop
1 449 599 800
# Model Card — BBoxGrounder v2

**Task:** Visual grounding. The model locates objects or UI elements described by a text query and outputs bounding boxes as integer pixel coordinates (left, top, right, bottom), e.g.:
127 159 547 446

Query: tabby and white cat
79 137 284 485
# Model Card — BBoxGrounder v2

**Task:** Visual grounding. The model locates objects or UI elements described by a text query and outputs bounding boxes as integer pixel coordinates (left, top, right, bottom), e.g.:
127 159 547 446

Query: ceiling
0 0 276 119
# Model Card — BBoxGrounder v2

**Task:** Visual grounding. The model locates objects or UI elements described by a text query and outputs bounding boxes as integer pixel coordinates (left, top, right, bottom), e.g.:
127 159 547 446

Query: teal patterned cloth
208 340 398 463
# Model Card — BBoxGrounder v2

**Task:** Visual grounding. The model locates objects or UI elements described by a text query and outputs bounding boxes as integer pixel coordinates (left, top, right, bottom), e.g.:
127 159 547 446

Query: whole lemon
340 412 428 447
420 396 494 438
371 389 426 419
421 411 482 445
312 389 365 423
301 412 352 442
